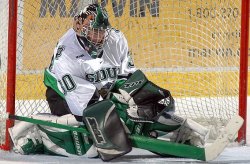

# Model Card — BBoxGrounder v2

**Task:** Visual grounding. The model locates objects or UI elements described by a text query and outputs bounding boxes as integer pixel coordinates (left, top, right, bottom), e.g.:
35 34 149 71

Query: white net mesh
106 0 241 124
0 0 244 148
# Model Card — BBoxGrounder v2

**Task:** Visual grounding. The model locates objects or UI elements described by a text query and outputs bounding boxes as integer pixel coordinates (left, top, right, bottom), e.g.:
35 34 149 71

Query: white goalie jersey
44 28 136 116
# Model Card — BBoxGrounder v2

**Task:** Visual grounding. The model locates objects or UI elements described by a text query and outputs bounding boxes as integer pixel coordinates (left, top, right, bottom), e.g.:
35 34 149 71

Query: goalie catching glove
118 70 175 122
118 70 210 147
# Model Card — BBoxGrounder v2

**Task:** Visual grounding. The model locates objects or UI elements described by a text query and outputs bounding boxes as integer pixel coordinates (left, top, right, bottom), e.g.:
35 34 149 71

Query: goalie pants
45 87 82 121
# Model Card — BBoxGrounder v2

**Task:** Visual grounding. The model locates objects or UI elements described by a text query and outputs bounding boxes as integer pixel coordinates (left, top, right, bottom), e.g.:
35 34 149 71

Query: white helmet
73 3 110 58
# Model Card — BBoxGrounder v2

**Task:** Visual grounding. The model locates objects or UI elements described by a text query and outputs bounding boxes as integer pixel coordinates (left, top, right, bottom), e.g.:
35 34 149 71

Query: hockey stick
6 114 243 161
8 114 89 134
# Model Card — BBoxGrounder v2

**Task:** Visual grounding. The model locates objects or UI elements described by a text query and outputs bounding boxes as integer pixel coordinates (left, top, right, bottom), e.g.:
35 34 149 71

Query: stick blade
205 115 244 161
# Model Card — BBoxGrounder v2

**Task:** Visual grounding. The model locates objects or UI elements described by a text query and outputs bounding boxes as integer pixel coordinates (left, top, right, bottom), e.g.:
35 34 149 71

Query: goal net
0 0 248 150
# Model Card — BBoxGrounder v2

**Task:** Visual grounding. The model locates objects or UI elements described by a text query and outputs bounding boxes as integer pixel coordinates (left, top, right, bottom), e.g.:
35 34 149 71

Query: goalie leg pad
9 121 43 155
9 114 95 157
83 100 132 161
34 114 95 157
38 124 94 157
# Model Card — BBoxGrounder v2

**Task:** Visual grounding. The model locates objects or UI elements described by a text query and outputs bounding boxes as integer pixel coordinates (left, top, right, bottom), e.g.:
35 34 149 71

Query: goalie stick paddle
7 114 243 161
204 115 244 161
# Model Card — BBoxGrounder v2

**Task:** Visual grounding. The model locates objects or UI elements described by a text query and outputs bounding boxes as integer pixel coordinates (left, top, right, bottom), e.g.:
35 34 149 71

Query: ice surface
1 146 250 164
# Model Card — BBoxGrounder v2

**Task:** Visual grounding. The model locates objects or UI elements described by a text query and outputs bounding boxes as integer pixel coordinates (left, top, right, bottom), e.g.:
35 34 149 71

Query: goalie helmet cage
0 0 248 150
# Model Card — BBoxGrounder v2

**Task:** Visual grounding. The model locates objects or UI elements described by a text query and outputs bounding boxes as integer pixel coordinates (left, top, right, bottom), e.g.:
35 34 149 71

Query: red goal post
238 0 249 143
0 0 249 150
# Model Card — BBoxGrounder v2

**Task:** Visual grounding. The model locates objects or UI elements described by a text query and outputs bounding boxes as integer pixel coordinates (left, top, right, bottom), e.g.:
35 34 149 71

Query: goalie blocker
82 100 132 161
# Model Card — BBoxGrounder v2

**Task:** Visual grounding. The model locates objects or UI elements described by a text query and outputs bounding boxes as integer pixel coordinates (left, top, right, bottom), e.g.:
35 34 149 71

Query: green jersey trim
44 69 65 99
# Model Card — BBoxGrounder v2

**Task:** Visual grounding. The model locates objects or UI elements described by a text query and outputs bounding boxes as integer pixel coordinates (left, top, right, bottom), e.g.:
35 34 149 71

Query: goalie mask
73 3 110 58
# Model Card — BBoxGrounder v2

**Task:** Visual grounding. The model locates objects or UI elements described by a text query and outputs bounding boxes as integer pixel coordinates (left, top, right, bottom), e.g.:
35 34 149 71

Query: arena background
7 0 249 100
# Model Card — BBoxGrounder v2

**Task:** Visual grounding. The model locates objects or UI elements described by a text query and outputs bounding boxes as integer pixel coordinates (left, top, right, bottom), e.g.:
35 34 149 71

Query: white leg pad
8 121 42 154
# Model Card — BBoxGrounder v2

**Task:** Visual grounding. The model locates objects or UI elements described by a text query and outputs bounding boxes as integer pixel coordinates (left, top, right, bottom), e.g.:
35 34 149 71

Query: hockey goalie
8 3 231 162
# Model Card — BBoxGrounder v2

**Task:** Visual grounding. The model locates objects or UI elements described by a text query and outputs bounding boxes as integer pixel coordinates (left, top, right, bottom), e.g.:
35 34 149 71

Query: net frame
0 0 249 150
